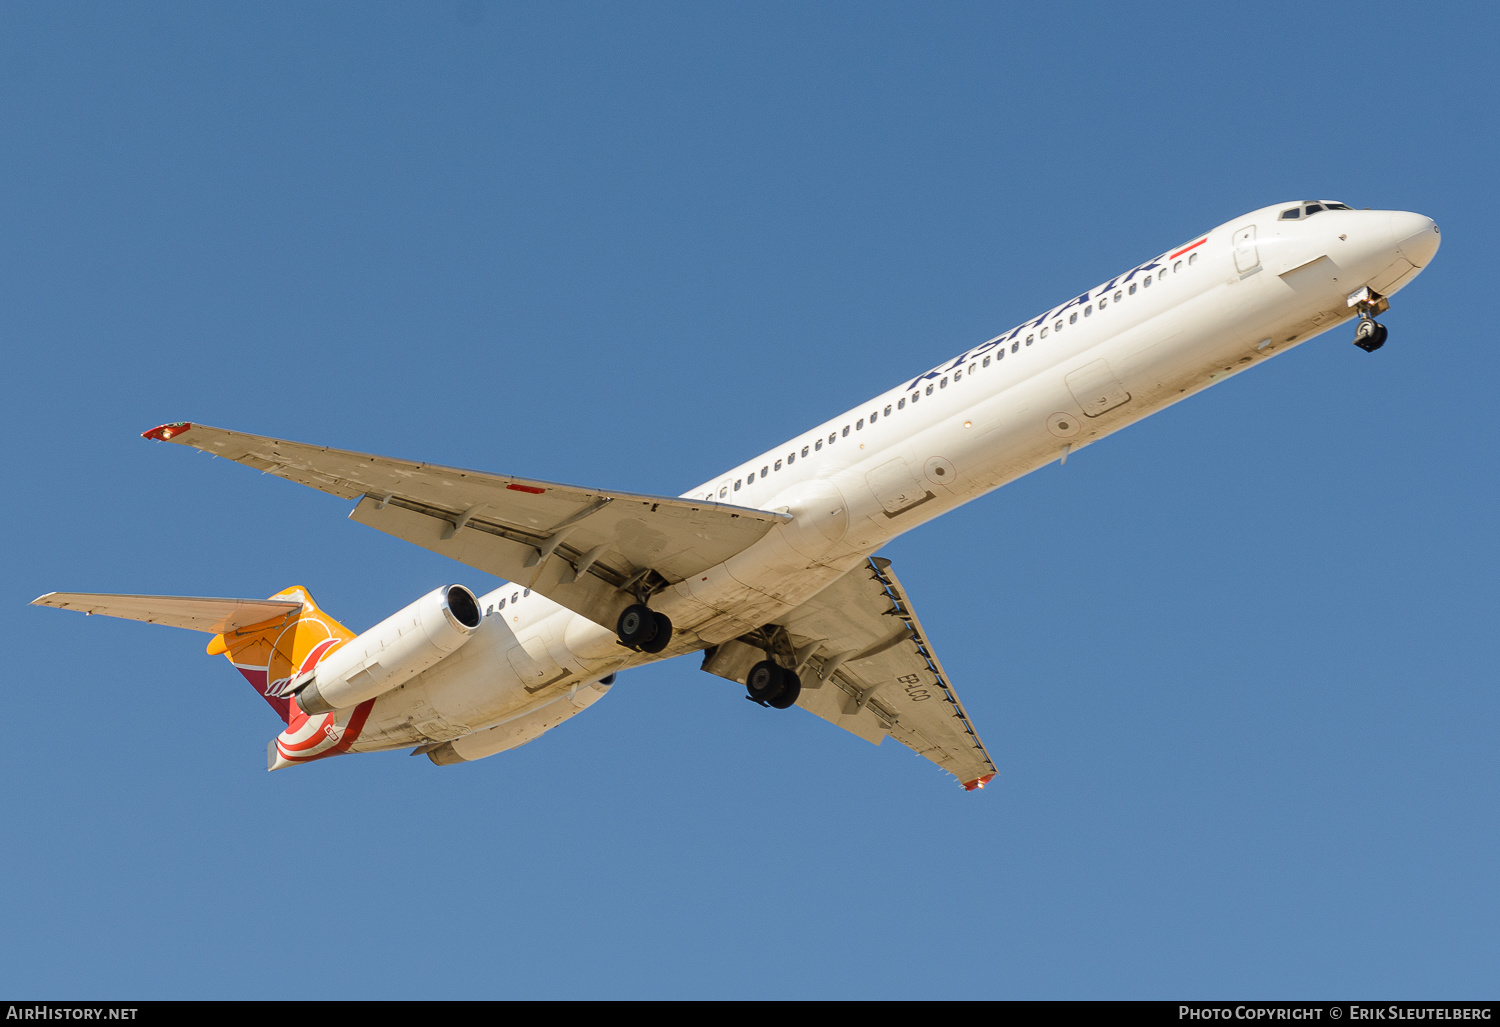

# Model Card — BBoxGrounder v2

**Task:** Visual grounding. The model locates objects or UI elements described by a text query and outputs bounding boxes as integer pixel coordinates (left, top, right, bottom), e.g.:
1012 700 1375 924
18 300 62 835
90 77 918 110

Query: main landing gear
745 660 801 710
1349 287 1390 353
617 603 673 654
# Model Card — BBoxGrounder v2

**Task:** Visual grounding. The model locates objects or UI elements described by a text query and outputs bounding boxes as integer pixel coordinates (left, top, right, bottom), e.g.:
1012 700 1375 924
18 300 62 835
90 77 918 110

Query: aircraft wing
30 592 302 634
777 557 997 790
141 422 789 632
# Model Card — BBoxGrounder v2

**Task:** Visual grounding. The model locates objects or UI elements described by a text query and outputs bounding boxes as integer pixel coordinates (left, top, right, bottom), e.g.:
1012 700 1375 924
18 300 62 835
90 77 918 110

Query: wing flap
30 593 302 634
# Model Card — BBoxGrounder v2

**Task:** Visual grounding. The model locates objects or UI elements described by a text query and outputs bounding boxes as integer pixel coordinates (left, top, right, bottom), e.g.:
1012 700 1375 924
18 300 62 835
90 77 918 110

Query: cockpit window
1283 200 1353 220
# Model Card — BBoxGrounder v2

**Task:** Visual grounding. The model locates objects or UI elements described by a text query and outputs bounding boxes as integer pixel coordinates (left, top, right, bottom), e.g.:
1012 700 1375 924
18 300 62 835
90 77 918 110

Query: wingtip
142 422 193 442
962 773 996 792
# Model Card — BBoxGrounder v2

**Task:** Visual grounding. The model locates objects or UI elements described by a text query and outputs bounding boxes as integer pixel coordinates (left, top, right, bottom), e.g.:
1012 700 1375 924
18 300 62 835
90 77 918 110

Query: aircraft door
1065 359 1131 416
865 457 930 515
507 634 567 691
1233 225 1260 273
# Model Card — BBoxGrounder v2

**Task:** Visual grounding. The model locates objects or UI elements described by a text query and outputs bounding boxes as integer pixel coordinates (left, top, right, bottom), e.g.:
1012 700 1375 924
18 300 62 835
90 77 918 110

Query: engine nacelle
295 585 482 714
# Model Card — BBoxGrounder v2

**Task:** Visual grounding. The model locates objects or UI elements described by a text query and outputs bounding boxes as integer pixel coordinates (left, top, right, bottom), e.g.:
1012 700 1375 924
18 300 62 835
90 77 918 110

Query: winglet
142 422 193 442
962 773 996 792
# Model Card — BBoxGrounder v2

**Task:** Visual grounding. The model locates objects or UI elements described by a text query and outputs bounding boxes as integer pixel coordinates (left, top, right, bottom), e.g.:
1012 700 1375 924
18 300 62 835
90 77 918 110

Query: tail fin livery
206 586 356 724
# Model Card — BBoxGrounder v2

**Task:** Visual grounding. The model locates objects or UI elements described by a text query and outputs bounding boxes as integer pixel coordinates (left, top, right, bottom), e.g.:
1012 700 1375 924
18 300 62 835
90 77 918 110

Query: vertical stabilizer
207 586 357 725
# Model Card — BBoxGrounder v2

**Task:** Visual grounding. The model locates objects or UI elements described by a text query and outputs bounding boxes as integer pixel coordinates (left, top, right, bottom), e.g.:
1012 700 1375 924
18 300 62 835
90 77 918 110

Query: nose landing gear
1348 286 1391 353
1354 317 1388 353
745 660 802 710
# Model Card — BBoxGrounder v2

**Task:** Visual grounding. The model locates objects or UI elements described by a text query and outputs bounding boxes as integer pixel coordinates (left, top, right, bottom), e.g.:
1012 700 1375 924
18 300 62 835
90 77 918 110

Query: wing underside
778 558 997 789
142 422 789 632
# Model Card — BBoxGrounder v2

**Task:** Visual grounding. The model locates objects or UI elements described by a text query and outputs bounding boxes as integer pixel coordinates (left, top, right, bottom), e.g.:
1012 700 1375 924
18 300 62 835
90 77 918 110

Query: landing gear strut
746 660 801 710
1349 287 1390 353
617 603 673 654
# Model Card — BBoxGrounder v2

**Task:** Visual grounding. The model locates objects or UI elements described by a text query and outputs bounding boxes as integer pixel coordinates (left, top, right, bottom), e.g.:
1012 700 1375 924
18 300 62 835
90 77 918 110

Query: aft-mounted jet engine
293 584 482 714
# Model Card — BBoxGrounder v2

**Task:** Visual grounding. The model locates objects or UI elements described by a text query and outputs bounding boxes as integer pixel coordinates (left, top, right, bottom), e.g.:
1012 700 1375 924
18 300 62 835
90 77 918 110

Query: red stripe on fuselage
1170 238 1207 259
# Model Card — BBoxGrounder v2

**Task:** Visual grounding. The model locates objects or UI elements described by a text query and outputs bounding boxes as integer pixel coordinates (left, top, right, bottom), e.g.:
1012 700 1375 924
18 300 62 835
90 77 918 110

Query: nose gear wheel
1354 317 1388 353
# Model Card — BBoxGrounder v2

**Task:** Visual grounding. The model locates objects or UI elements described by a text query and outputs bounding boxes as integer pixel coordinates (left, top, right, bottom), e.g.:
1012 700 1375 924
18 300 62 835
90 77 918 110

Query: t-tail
30 586 377 770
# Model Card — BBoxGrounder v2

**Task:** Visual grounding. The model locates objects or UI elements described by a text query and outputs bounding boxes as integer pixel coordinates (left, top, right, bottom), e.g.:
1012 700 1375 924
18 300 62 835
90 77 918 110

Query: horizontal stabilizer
30 593 303 634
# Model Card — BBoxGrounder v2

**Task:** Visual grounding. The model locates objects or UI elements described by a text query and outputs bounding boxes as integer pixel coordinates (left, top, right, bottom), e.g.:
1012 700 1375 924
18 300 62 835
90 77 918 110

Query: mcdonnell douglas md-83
35 201 1440 789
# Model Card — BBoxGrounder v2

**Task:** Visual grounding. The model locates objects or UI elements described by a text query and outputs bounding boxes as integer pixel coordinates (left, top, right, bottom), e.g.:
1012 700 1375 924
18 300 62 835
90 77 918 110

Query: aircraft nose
1391 211 1440 267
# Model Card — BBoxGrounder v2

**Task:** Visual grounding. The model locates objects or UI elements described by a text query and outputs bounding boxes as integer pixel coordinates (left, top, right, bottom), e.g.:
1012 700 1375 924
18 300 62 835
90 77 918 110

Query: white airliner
34 201 1439 789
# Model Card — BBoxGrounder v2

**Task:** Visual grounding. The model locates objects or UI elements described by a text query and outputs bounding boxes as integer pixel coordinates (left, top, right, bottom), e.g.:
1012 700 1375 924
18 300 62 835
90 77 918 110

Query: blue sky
3 1 1495 998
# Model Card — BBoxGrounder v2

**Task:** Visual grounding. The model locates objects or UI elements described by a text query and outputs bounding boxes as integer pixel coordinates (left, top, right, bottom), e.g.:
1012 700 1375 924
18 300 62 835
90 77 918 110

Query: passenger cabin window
953 370 961 382
1128 284 1137 295
1069 313 1078 324
841 426 850 437
719 486 728 498
982 356 990 367
829 432 837 443
884 404 892 416
940 377 948 388
747 471 755 482
815 439 823 451
1144 275 1153 286
761 465 768 476
774 459 782 471
856 419 864 430
925 384 934 395
968 363 976 374
1189 252 1198 265
801 446 809 456
1114 290 1123 301
1173 260 1182 272
997 347 1004 359
1084 305 1092 316
498 598 506 610
1040 327 1048 338
734 479 742 490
